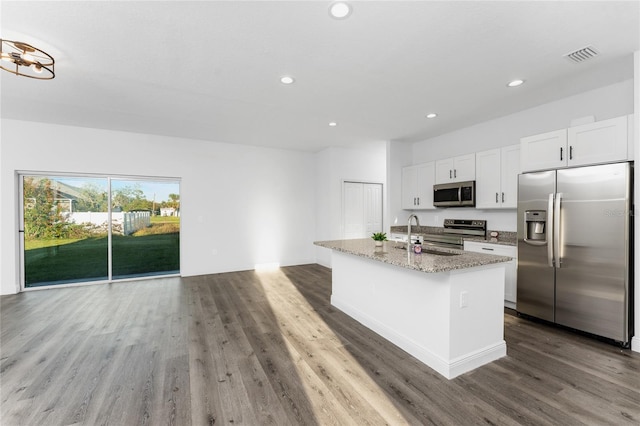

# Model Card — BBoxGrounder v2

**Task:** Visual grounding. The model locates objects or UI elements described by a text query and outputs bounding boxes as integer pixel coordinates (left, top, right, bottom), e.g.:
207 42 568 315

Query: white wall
315 144 387 267
0 119 317 295
387 140 413 227
389 79 634 231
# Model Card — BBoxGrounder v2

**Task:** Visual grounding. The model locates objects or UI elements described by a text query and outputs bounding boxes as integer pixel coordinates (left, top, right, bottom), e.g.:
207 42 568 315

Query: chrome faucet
407 214 420 253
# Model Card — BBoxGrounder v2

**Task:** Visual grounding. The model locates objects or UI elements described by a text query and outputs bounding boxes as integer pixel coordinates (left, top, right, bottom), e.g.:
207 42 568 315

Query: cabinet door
520 129 567 172
401 166 418 210
475 149 501 209
452 153 476 182
504 257 517 306
435 158 454 183
567 116 628 167
500 144 520 208
415 162 436 209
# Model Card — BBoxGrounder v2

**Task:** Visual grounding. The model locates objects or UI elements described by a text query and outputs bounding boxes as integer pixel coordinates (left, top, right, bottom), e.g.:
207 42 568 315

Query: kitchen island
314 238 512 379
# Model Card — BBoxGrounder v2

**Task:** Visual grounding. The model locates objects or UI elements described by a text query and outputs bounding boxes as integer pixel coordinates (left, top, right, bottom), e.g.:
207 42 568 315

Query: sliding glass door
20 174 180 288
111 179 180 279
22 175 109 287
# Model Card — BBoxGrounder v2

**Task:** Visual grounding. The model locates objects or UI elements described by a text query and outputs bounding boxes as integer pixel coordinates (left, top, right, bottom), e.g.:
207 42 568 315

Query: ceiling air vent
564 45 599 63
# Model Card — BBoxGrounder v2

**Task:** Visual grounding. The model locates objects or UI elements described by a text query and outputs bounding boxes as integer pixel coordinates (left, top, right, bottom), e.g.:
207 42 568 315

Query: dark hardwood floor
1 264 639 425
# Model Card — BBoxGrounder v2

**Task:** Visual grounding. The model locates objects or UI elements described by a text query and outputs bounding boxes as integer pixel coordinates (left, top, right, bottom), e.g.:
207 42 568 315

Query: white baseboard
632 335 640 353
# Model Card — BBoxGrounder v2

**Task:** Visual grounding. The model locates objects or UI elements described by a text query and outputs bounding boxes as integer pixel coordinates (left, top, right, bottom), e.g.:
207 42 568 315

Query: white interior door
343 182 383 239
364 183 382 236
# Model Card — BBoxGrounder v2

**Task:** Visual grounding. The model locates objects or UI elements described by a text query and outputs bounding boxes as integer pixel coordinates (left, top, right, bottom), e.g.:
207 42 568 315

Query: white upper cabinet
520 129 567 172
435 158 454 183
435 153 475 183
475 144 520 209
401 165 418 209
402 162 436 210
520 115 629 172
501 144 520 208
416 163 435 209
475 149 501 208
567 115 628 167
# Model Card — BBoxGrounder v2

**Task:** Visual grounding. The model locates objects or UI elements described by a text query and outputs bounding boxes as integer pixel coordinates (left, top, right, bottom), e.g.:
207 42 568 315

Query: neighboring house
160 207 179 216
51 180 85 213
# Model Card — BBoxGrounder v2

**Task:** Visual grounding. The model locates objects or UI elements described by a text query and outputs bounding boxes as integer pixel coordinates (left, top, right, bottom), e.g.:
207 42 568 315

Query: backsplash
390 225 517 246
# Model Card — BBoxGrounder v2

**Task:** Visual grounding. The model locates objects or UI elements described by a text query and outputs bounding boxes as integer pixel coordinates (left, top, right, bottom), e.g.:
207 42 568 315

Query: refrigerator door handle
554 192 563 268
547 193 555 267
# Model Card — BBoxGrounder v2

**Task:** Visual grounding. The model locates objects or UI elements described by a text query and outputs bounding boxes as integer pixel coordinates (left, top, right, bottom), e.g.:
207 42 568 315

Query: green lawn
25 238 87 250
25 233 180 286
151 215 180 224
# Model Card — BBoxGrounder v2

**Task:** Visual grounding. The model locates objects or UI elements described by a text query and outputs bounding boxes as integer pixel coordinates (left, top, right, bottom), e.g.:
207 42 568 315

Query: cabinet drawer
464 241 516 258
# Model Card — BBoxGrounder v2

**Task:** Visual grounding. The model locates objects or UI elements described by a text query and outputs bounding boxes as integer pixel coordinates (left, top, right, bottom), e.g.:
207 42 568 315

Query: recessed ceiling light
507 79 525 87
280 76 295 84
329 122 338 127
329 2 352 19
426 113 437 119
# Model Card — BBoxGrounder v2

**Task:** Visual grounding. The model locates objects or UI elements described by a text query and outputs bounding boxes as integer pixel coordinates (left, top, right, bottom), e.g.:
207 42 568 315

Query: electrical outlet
460 291 468 308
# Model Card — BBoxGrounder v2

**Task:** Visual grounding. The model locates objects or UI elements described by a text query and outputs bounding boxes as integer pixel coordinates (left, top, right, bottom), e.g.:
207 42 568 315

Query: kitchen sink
393 245 460 256
422 249 459 256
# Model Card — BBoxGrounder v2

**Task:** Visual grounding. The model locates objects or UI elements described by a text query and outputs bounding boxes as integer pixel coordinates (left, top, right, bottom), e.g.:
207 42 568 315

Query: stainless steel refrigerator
517 162 632 344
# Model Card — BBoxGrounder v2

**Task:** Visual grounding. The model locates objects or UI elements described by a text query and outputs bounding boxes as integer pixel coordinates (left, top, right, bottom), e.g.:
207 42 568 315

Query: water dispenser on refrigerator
524 211 546 243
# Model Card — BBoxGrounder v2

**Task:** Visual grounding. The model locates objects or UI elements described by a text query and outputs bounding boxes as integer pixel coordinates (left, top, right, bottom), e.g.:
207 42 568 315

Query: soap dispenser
413 238 422 254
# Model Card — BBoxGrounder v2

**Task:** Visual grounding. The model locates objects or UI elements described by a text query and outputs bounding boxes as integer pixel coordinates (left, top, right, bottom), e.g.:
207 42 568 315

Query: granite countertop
389 226 517 246
314 239 512 274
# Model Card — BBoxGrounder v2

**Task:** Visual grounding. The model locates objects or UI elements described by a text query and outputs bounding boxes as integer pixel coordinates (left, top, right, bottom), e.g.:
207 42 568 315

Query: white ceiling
1 1 638 152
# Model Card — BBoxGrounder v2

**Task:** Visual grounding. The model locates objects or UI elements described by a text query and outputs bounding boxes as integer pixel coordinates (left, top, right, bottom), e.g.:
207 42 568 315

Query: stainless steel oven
433 181 475 207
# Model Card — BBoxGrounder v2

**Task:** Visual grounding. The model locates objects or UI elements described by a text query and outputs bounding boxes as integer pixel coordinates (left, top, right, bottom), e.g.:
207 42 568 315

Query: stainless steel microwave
433 181 476 207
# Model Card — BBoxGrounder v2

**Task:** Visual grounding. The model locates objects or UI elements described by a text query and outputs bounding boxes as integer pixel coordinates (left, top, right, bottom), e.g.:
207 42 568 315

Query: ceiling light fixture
329 122 338 127
426 113 438 119
507 79 524 87
280 76 295 84
329 2 352 19
0 39 55 80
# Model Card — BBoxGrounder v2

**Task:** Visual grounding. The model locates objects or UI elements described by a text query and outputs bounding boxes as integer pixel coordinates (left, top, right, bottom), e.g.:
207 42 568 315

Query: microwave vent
563 46 599 64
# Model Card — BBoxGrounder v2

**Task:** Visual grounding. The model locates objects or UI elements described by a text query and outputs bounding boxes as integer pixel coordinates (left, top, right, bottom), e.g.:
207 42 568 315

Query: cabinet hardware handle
449 170 452 179
417 197 420 205
560 147 563 161
496 193 499 203
454 169 457 178
502 192 505 203
413 197 416 205
569 146 573 160
482 247 494 251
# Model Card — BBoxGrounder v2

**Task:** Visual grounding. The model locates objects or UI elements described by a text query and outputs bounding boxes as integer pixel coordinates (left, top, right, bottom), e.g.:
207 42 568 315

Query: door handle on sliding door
547 193 554 267
554 193 563 268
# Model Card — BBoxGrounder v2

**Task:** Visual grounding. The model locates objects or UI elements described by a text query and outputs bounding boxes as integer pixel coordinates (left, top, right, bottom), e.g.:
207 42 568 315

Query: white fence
66 211 151 235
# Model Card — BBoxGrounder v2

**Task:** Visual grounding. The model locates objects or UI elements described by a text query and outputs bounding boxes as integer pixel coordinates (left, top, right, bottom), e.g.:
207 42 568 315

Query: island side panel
447 266 507 378
331 251 452 360
329 250 506 379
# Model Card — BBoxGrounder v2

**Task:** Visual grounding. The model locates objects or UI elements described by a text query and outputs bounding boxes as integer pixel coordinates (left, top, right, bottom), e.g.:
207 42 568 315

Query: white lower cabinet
464 241 517 309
